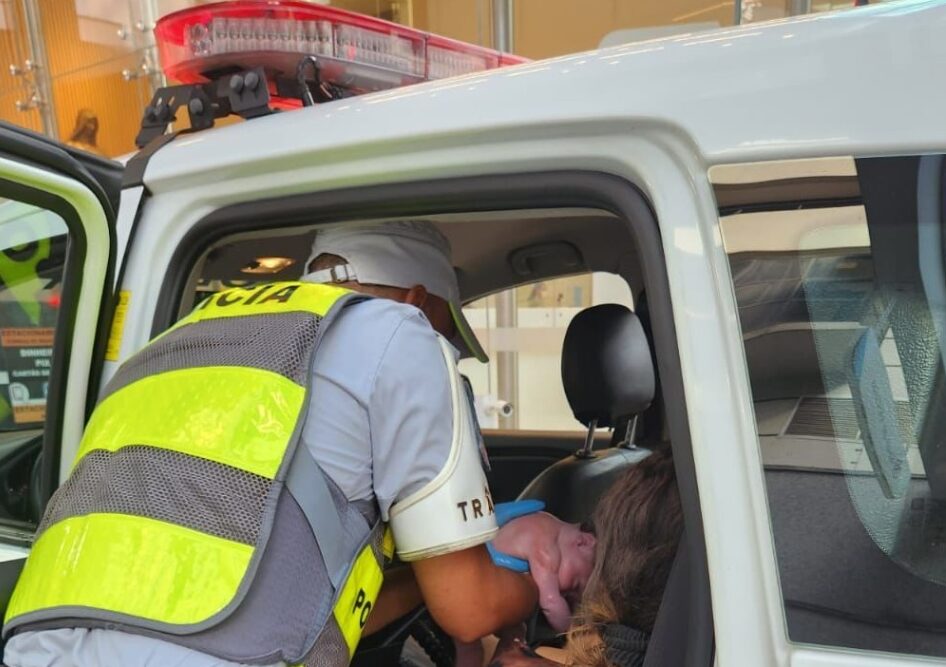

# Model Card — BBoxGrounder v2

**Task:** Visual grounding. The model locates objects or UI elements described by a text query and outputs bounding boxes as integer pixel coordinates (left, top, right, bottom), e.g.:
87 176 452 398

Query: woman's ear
404 285 429 308
577 531 596 549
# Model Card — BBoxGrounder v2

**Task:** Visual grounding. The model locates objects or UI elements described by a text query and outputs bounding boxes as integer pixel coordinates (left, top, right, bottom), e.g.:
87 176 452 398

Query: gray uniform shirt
5 297 455 667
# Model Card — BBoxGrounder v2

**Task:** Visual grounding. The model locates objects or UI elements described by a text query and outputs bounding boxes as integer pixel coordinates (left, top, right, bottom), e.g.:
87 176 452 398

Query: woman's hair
68 108 99 144
566 446 683 666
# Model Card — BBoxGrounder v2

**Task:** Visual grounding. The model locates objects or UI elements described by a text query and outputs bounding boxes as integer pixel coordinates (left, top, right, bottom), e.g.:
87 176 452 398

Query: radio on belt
137 0 528 148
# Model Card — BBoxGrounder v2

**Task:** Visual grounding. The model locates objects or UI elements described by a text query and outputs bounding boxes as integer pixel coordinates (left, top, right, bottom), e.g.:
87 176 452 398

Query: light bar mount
135 66 273 148
135 59 348 149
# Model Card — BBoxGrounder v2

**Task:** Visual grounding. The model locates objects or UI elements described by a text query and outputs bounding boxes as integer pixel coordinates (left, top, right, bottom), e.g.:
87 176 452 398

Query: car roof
143 1 946 192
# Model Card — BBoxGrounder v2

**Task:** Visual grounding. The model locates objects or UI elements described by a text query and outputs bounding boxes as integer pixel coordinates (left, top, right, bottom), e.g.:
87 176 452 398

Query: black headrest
561 304 655 428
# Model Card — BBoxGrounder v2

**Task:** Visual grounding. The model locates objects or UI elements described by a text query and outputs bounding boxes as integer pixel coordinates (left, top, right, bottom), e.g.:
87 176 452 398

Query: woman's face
557 524 597 605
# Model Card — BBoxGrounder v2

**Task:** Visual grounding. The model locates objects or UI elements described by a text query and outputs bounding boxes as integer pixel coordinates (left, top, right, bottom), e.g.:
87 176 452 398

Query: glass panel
0 0 30 99
331 0 415 23
413 0 489 45
0 201 67 430
740 0 791 23
52 48 158 158
40 0 137 79
714 155 946 658
515 0 736 58
460 272 633 432
0 0 41 134
0 198 68 527
0 88 44 135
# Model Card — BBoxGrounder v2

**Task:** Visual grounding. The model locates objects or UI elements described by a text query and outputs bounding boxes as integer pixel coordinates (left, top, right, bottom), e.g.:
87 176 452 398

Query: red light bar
155 0 528 104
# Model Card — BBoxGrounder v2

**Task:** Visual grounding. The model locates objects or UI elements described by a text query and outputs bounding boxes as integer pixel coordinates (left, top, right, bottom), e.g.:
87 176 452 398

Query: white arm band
388 336 498 561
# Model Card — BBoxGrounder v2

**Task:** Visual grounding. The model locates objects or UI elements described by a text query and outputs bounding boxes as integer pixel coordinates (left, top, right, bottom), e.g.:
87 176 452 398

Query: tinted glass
715 155 946 658
0 202 67 430
0 199 68 526
459 273 634 432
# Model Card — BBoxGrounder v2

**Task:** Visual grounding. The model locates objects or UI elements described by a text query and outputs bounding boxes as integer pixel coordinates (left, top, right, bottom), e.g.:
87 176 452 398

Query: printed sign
0 327 54 424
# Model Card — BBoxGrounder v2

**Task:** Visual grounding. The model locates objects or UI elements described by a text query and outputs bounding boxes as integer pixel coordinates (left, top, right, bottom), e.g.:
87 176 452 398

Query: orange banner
12 404 45 424
0 328 55 348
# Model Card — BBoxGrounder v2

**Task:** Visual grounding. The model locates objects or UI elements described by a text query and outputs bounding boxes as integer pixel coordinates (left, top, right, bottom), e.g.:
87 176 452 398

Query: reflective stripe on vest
4 281 387 662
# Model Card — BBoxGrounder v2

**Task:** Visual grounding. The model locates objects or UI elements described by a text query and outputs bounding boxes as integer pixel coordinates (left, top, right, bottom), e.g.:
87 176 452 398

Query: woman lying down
480 446 682 667
364 447 681 666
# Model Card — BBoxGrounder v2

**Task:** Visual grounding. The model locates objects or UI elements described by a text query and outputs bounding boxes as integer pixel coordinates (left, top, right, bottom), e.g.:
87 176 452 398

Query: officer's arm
363 566 423 636
411 544 538 643
371 317 534 639
385 336 536 640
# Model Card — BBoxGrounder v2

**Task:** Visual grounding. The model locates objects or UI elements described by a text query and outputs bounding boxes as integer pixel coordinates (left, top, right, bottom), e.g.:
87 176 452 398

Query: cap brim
449 302 488 363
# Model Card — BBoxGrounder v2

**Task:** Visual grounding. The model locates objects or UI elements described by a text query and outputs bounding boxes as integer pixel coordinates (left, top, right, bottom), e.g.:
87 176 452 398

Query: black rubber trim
0 121 120 528
85 185 148 419
713 175 860 211
122 133 177 189
719 195 863 217
0 181 88 532
0 123 119 456
153 171 715 666
0 121 120 219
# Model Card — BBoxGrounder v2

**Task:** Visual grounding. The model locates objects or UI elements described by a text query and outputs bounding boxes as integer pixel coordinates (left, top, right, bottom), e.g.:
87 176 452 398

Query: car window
0 203 66 431
714 155 946 658
0 200 68 527
459 272 634 432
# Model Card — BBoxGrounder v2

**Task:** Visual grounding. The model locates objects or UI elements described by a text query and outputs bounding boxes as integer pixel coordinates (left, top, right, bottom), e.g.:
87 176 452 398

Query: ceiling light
241 256 295 274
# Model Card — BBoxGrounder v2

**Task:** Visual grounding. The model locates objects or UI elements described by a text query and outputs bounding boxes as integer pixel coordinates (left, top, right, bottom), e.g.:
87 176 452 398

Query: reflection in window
460 272 632 431
0 198 68 528
714 155 946 659
0 201 67 431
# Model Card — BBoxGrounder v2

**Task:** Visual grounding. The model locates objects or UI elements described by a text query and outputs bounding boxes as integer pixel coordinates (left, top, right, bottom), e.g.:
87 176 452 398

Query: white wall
460 272 634 432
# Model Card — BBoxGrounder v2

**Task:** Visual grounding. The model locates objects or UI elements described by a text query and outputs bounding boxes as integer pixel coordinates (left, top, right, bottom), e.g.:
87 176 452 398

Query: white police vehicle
0 0 944 665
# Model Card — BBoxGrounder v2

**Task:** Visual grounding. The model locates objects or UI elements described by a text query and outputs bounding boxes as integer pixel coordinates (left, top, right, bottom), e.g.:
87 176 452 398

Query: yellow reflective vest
4 281 393 666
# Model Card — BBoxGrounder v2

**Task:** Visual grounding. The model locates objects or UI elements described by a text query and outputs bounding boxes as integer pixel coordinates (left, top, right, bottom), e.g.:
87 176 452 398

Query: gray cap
304 220 487 362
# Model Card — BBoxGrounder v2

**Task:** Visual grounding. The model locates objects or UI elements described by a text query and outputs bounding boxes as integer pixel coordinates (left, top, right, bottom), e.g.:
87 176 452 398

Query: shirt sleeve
368 310 455 521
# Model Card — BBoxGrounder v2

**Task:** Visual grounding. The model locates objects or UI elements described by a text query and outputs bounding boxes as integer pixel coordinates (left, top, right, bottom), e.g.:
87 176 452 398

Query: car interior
178 209 651 501
168 207 684 665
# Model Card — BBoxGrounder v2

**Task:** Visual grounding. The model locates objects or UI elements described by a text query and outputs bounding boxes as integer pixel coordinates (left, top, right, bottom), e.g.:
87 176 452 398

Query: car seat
517 303 655 524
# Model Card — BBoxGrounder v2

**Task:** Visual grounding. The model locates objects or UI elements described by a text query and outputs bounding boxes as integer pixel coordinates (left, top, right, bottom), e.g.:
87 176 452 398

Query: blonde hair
565 599 616 666
564 447 682 666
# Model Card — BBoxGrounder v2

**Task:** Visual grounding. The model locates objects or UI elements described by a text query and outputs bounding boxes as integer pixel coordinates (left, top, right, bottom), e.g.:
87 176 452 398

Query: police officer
2 220 537 666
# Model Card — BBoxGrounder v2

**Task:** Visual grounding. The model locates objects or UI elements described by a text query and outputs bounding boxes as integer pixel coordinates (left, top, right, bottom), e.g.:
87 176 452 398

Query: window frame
0 182 84 532
0 123 117 543
0 163 113 542
150 170 714 667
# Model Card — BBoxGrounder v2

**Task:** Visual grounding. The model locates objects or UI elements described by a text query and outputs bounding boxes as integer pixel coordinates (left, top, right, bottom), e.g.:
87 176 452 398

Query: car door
0 122 117 626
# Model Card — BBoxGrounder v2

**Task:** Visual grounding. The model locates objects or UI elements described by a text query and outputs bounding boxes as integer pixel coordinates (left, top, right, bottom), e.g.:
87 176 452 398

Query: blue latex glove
488 499 545 573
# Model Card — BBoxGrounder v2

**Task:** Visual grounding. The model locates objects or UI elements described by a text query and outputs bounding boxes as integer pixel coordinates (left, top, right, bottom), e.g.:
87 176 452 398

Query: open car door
0 122 117 633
